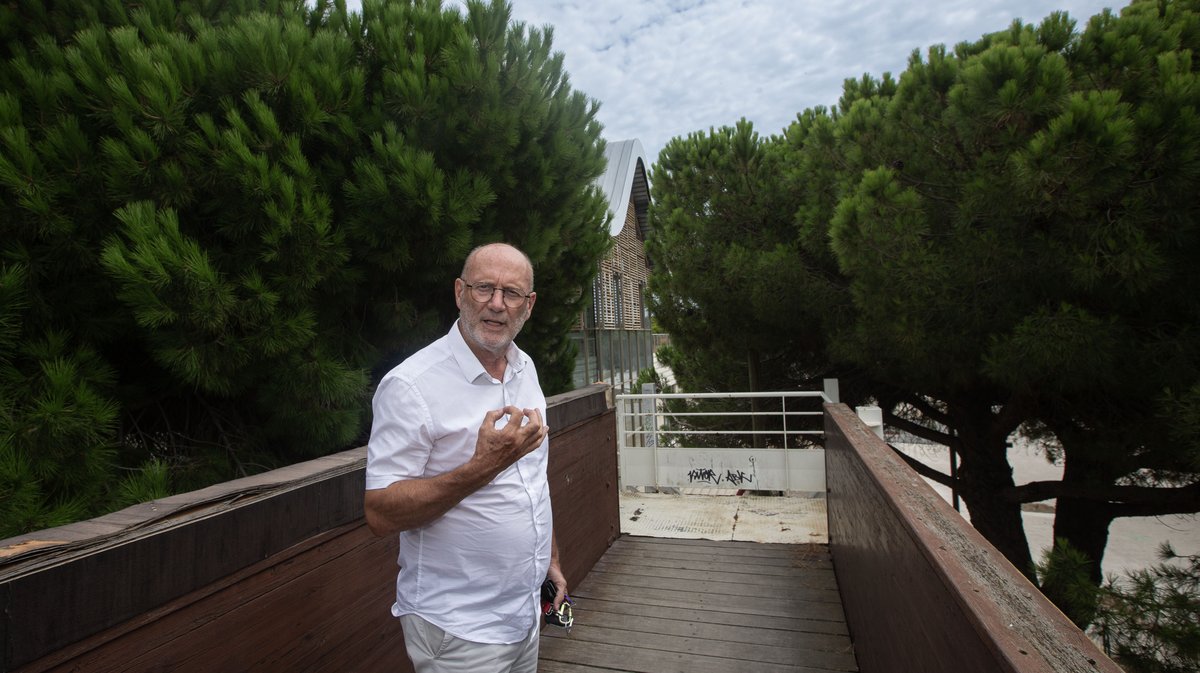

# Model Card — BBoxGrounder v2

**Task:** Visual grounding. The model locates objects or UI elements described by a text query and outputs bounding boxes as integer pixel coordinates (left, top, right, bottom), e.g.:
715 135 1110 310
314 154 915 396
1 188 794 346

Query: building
570 139 656 391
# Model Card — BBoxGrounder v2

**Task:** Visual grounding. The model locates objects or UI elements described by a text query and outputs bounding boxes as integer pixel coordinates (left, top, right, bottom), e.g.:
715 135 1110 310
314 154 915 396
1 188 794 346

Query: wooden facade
592 200 651 329
584 138 652 331
571 139 656 391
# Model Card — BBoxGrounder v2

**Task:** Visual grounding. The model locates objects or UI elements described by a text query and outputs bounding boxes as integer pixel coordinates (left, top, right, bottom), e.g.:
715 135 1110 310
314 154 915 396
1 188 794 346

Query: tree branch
882 409 954 446
889 444 956 488
1110 500 1200 519
1004 480 1200 511
900 393 952 428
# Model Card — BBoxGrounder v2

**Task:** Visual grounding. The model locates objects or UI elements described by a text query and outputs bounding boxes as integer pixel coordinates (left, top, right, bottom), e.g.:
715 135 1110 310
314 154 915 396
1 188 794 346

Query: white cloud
345 0 1121 163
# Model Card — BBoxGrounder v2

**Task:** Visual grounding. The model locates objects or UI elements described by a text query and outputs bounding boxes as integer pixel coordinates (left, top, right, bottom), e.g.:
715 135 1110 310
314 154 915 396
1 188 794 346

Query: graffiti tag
687 467 755 486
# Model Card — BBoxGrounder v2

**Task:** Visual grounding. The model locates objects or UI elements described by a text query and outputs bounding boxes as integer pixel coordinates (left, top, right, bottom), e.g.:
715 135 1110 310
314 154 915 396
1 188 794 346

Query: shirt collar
448 320 526 383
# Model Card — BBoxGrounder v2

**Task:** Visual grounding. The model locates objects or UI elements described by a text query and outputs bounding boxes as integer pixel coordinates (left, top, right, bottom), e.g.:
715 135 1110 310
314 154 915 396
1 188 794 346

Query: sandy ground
893 440 1200 579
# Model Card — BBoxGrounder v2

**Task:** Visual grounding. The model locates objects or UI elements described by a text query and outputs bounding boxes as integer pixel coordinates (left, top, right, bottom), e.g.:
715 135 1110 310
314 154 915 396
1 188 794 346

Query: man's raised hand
471 406 548 476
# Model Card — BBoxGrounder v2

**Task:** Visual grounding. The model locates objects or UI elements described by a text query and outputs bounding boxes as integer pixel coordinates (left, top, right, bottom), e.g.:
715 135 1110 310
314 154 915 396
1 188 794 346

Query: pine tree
829 0 1200 592
647 0 1200 624
1093 544 1200 672
0 0 609 535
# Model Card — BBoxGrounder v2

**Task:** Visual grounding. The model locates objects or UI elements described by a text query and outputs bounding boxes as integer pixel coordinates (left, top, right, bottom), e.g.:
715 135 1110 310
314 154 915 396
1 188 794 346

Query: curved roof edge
597 138 651 238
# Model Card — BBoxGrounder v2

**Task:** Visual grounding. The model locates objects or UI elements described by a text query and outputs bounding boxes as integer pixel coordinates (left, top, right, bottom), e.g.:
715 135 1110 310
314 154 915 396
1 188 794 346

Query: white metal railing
615 390 832 493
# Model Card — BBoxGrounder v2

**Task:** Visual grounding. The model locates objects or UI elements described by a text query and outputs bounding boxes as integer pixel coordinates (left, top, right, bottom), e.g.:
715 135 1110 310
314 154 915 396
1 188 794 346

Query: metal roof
597 138 651 237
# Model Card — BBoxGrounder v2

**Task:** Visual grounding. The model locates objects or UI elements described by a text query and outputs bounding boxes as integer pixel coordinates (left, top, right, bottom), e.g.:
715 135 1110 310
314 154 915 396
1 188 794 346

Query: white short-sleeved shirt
365 321 552 644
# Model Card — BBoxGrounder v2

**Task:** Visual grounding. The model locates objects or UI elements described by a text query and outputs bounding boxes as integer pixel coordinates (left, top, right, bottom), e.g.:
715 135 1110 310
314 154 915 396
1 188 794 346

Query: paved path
619 491 828 544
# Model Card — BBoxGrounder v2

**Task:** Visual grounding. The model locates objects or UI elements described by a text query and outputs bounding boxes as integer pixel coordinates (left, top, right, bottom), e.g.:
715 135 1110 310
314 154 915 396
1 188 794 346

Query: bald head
455 243 537 361
461 243 535 291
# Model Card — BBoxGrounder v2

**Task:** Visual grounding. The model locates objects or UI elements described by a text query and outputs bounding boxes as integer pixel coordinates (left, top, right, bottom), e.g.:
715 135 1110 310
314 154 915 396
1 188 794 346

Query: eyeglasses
460 280 532 308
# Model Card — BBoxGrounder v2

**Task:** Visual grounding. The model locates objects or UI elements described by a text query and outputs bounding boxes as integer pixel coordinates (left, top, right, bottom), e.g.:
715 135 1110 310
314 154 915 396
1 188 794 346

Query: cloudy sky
348 0 1122 165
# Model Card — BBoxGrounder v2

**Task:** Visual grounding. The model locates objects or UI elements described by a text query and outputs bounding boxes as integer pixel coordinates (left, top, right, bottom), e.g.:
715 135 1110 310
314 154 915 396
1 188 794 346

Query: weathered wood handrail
0 384 618 673
2 391 1129 673
824 402 1121 673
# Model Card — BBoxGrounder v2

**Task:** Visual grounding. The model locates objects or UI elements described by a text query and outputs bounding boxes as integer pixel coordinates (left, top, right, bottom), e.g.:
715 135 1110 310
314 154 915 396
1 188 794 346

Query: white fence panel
629 447 826 491
615 390 831 493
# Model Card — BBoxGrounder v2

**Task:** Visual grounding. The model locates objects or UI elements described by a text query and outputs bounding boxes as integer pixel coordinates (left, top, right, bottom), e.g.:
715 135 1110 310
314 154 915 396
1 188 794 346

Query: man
364 243 567 673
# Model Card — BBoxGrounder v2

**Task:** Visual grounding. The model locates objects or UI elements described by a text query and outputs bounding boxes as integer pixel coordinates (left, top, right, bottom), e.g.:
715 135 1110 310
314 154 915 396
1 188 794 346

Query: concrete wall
824 402 1122 673
0 384 618 673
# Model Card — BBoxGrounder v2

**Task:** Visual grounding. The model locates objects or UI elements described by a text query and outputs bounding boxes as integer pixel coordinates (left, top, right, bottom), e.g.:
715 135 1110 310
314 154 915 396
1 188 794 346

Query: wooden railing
824 402 1121 673
0 384 618 673
1 390 1125 673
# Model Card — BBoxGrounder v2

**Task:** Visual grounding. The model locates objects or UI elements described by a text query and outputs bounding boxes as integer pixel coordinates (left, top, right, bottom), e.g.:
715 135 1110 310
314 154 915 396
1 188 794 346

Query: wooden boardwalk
539 536 858 673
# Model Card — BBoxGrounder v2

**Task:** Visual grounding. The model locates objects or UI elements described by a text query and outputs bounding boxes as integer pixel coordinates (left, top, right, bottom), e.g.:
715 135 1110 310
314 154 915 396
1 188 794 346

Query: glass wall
569 328 656 393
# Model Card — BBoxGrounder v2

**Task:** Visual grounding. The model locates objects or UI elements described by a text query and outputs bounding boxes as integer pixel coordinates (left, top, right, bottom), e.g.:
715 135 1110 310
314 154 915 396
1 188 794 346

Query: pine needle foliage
0 0 609 536
1093 543 1200 673
647 0 1200 640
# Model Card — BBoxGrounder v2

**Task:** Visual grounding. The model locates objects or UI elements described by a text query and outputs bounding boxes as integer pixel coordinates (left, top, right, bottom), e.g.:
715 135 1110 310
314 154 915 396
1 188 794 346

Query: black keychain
540 578 574 632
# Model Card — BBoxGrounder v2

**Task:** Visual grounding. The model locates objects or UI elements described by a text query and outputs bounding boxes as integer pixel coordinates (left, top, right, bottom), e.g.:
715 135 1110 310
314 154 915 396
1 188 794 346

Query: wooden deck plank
543 609 855 656
538 639 846 673
575 581 847 622
591 559 838 590
600 542 834 570
543 623 856 670
598 539 834 566
585 559 840 595
583 572 844 609
568 596 849 637
540 536 857 673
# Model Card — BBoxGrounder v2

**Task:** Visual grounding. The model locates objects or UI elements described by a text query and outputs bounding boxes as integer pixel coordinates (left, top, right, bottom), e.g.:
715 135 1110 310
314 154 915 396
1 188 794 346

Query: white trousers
399 613 540 673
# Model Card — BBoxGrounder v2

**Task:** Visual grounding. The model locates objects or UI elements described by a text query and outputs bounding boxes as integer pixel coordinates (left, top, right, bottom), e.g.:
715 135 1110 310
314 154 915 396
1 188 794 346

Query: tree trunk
1051 428 1123 584
1052 495 1114 587
952 403 1035 579
1039 432 1119 626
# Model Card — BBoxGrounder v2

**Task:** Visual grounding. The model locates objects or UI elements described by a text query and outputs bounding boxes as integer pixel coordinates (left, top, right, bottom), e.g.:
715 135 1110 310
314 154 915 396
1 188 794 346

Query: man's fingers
480 407 527 432
500 406 545 436
482 408 506 426
522 408 549 439
501 406 528 429
523 410 549 446
478 407 546 461
525 408 544 429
